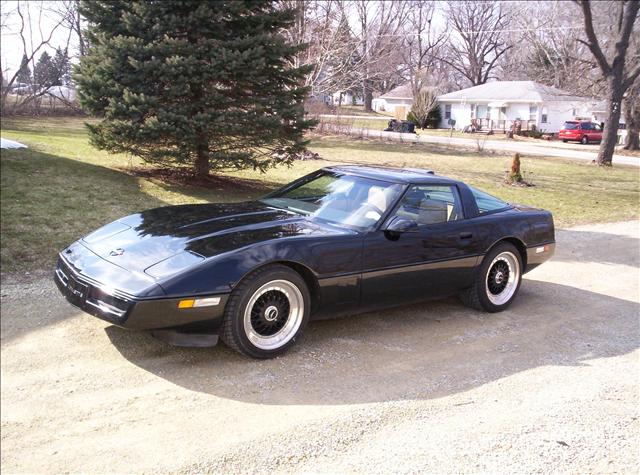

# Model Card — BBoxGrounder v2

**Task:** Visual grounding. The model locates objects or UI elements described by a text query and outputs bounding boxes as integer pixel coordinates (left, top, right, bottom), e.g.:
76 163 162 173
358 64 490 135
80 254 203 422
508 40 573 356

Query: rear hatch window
563 122 579 130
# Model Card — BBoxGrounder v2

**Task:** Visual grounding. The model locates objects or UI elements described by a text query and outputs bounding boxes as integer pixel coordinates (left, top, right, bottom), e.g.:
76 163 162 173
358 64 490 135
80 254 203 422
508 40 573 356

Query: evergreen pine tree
34 51 56 87
16 54 31 84
53 48 72 86
76 0 314 177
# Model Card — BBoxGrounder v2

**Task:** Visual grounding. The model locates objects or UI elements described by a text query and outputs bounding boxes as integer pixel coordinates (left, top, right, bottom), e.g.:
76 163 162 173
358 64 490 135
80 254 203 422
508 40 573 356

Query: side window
444 104 451 120
393 185 462 225
469 186 509 214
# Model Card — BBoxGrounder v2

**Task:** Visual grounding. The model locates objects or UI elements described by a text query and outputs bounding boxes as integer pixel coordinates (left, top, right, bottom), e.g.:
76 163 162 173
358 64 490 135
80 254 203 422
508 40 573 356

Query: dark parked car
55 166 555 358
558 121 603 144
384 119 416 133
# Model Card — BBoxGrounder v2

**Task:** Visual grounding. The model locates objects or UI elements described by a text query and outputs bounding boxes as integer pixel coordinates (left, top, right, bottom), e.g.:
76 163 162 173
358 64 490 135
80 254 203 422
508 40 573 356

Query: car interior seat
418 196 448 224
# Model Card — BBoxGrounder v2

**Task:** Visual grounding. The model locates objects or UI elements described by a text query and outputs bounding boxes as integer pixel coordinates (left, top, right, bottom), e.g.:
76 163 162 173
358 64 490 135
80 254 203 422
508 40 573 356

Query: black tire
581 135 589 145
562 139 568 143
220 265 310 358
460 242 523 313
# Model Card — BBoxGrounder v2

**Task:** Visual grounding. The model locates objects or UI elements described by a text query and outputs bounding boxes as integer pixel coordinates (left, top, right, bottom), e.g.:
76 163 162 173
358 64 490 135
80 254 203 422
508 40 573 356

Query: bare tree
1 1 85 114
576 0 639 165
349 0 409 110
48 0 85 58
501 2 598 95
282 0 363 103
1 2 63 112
401 0 446 97
442 1 512 87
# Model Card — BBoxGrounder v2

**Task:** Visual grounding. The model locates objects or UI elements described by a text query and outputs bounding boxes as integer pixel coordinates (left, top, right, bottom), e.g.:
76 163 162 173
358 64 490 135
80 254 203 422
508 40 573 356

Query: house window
470 104 476 117
444 104 451 120
529 105 538 122
541 107 548 124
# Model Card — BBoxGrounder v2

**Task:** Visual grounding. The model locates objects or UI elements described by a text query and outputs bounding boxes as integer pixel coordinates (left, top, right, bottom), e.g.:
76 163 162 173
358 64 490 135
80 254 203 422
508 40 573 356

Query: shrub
409 88 437 129
408 102 441 129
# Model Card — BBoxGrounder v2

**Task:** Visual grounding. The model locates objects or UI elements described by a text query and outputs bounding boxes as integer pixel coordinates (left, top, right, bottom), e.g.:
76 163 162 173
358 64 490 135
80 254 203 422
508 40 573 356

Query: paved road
1 221 638 473
319 114 390 120
344 127 639 167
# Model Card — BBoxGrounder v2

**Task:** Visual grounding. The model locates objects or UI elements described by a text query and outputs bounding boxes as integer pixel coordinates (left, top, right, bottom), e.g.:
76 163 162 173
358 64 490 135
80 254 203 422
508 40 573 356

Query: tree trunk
363 79 373 112
623 92 639 150
194 149 209 177
194 131 209 178
624 123 640 150
596 80 624 166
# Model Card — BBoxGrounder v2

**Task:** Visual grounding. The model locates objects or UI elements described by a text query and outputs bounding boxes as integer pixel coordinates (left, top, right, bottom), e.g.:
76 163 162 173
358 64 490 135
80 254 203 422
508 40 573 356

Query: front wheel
581 135 589 144
460 243 523 312
220 265 310 358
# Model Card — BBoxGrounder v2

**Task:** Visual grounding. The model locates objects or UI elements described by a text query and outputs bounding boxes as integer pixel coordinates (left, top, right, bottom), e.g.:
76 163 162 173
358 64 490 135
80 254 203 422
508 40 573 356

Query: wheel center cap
495 271 504 284
264 305 279 322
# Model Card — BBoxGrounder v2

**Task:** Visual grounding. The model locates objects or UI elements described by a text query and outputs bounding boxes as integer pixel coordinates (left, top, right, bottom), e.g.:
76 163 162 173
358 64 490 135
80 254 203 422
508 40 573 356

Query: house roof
437 81 596 103
379 83 414 100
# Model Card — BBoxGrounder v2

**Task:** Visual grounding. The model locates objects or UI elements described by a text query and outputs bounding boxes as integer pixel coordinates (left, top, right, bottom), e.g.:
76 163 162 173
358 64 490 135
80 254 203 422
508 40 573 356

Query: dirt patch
1 221 638 474
119 165 277 191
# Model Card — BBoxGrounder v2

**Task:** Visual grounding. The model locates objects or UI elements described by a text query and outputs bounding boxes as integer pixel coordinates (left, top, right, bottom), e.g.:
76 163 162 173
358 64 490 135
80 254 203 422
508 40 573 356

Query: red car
558 121 603 144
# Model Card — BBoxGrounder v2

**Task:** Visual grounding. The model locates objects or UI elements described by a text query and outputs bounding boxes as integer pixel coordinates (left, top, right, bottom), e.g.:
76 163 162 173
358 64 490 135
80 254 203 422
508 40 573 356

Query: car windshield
261 171 404 230
563 122 579 130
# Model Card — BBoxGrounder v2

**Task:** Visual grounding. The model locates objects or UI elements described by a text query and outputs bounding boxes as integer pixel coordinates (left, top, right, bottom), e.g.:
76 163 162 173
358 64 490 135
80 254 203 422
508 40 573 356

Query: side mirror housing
384 216 418 236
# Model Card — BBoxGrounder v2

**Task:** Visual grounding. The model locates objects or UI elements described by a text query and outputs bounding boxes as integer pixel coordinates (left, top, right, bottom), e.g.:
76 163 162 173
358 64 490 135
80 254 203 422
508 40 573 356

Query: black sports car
55 166 555 358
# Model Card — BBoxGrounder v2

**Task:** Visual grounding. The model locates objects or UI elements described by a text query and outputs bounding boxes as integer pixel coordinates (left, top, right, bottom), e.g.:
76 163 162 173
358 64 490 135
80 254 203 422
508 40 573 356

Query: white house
372 83 414 117
437 81 604 133
332 90 364 106
45 85 77 102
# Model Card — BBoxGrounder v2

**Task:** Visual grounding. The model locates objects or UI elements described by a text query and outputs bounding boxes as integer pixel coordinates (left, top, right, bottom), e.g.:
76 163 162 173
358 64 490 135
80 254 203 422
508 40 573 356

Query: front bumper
55 256 228 332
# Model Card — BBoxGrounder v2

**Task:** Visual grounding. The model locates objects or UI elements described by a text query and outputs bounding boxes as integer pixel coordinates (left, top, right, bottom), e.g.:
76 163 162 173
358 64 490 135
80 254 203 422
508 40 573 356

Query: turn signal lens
178 297 221 309
193 297 221 307
178 299 195 309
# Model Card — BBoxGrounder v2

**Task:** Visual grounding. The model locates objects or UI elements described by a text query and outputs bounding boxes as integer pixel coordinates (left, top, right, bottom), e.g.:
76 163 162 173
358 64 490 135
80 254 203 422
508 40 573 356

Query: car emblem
109 248 125 257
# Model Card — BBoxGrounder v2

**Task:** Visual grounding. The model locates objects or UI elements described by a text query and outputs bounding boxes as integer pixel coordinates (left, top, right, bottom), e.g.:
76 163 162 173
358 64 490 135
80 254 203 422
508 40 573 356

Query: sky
1 1 80 80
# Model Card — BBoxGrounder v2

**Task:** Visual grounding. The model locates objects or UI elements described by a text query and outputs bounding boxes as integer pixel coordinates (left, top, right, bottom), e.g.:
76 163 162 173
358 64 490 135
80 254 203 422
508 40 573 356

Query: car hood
78 201 344 278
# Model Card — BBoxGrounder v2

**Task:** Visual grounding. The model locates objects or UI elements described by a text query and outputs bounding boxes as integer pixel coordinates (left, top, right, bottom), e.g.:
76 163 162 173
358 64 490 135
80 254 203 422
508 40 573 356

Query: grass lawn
333 105 393 117
1 116 638 273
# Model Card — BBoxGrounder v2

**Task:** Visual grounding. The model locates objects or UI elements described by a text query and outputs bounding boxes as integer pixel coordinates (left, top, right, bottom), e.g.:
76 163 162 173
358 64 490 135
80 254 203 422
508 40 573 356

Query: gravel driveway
1 221 638 474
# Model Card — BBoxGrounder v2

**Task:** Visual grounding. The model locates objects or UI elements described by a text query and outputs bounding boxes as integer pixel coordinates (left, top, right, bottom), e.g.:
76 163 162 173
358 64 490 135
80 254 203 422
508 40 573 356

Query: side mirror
384 216 418 238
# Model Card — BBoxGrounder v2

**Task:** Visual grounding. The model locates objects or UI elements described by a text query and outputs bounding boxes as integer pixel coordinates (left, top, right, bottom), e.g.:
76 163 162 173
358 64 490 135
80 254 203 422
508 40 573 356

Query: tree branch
575 0 611 74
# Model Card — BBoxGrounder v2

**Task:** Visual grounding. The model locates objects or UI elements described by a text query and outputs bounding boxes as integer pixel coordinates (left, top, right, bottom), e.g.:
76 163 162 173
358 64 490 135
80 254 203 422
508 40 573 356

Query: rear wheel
221 265 310 358
562 139 568 143
581 135 589 144
460 242 522 312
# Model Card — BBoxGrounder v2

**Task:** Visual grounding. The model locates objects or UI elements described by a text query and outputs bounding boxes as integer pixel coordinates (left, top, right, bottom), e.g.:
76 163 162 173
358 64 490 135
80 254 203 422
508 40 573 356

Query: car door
591 122 603 141
360 184 481 309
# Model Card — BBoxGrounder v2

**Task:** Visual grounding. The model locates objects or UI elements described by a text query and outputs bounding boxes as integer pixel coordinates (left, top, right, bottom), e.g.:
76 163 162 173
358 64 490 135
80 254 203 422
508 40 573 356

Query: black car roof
324 165 461 185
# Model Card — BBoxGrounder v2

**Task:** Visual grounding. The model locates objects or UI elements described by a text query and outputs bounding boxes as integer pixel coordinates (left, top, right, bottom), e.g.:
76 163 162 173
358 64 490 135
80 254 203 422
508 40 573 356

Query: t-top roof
438 81 596 103
325 165 458 185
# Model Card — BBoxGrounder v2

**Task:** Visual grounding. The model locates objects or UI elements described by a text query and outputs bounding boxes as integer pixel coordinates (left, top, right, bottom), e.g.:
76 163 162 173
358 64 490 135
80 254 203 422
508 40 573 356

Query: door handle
459 232 473 239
